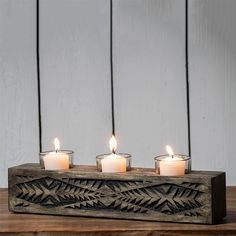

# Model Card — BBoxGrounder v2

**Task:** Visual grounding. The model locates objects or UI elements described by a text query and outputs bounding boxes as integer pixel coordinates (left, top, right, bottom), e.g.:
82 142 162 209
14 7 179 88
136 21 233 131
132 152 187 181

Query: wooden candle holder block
8 164 226 224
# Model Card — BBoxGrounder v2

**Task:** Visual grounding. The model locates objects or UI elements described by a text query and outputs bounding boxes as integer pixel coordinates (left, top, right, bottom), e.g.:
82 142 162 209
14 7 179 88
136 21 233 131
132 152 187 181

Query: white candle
159 155 185 176
44 138 69 170
101 135 126 173
159 145 185 176
101 153 126 173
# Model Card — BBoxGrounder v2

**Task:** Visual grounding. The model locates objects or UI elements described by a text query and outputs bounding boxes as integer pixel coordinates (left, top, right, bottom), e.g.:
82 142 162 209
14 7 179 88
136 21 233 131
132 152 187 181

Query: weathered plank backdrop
1 0 236 186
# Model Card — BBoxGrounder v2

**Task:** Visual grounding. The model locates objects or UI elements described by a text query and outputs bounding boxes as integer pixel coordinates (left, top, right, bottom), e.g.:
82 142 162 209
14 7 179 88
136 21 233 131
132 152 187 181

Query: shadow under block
8 164 226 224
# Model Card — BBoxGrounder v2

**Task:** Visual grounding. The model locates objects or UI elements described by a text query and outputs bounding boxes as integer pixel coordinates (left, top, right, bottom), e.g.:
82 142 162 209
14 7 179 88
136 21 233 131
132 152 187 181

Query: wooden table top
1 187 236 236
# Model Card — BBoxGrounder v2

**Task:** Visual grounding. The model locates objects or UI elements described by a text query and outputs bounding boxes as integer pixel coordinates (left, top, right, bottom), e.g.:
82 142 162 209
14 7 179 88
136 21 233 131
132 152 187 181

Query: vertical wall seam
36 0 42 152
110 0 115 136
185 0 191 156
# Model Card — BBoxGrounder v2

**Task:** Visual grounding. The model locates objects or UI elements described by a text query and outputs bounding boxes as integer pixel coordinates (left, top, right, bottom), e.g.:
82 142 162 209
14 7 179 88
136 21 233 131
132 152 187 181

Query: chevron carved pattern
14 176 204 216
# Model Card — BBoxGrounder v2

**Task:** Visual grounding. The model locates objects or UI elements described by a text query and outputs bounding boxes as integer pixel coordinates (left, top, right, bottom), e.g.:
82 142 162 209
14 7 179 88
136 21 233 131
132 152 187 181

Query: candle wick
56 149 58 153
172 155 174 159
112 148 115 154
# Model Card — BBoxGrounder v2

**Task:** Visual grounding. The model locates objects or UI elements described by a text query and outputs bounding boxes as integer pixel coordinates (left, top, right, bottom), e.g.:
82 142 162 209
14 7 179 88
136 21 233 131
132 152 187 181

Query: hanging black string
36 0 42 152
185 0 191 157
110 0 115 136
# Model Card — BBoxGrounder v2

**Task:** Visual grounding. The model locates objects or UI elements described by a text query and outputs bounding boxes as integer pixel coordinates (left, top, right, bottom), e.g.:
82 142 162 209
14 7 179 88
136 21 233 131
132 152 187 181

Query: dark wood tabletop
1 187 236 235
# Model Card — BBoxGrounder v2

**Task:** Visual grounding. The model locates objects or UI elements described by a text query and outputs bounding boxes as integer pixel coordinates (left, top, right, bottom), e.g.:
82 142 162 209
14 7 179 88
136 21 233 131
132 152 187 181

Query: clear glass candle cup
154 154 191 176
39 150 74 169
96 153 132 172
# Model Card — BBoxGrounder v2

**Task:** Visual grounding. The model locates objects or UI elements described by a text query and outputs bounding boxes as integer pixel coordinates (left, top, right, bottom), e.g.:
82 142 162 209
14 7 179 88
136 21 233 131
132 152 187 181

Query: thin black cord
185 0 191 157
110 0 115 136
36 0 42 152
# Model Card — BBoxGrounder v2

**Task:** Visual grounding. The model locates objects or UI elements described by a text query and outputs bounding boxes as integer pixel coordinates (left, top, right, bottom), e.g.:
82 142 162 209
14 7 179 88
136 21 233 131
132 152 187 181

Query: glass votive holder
39 150 74 170
96 153 131 172
154 154 191 176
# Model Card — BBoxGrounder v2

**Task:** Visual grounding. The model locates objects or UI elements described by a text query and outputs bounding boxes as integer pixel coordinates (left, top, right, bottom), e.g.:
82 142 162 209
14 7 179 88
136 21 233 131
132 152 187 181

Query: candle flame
54 137 60 151
109 135 117 154
166 145 174 156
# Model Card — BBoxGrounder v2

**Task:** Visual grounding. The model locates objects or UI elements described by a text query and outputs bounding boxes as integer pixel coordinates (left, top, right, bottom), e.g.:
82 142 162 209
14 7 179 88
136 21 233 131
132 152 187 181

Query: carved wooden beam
8 164 226 224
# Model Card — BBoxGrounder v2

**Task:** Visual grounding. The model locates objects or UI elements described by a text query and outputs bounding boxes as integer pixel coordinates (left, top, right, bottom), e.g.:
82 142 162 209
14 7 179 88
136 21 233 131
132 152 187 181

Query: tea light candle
101 135 126 173
159 145 185 176
44 138 69 170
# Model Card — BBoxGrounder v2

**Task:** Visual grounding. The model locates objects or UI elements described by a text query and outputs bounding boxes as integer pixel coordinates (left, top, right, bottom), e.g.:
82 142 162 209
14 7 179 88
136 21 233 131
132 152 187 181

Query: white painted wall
114 0 188 167
189 0 236 185
40 0 111 166
0 0 235 186
0 0 39 187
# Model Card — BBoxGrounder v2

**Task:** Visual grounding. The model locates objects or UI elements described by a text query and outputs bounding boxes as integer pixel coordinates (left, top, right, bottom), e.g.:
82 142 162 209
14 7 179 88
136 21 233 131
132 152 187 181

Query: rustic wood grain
1 187 236 235
8 164 226 224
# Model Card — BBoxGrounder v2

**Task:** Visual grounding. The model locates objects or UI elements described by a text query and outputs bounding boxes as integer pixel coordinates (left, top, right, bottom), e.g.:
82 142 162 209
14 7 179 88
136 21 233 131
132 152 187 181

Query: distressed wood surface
1 187 236 235
189 0 236 185
8 164 226 224
1 0 236 190
40 0 111 165
0 0 39 187
114 0 188 167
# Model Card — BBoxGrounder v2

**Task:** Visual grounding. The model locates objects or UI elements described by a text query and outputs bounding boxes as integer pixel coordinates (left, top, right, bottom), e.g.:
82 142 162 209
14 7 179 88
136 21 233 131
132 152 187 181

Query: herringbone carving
14 176 204 216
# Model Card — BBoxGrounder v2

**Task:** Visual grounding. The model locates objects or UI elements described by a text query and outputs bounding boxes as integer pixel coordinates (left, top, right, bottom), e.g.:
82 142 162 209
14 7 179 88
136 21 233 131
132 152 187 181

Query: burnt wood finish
8 164 226 224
